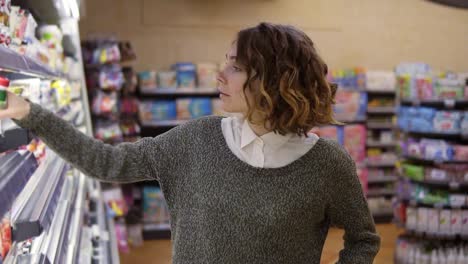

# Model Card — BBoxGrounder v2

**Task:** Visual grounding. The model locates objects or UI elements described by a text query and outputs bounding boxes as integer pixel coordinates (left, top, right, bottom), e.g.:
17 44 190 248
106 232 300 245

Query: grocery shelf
372 211 394 223
366 160 396 167
367 122 395 129
366 140 396 148
367 176 398 184
402 130 468 141
367 107 396 114
12 154 68 242
66 173 88 263
0 127 33 153
141 120 188 127
400 98 468 109
143 223 172 240
365 90 396 95
367 189 395 197
400 230 467 241
0 152 38 218
0 45 67 80
398 175 468 191
396 197 468 210
140 88 219 96
402 155 468 165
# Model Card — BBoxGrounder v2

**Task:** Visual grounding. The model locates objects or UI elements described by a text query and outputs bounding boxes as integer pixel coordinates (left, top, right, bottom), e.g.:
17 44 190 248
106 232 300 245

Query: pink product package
454 145 468 161
344 125 366 163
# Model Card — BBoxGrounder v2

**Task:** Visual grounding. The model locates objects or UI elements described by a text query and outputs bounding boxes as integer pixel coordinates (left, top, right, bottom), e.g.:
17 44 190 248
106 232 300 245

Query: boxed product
415 75 434 100
158 71 177 89
343 124 366 163
401 163 424 181
454 145 468 161
141 100 177 122
197 63 218 89
99 65 124 90
173 62 196 89
176 98 212 119
138 71 157 93
435 78 464 99
143 186 170 223
433 111 461 133
365 71 395 91
333 90 367 121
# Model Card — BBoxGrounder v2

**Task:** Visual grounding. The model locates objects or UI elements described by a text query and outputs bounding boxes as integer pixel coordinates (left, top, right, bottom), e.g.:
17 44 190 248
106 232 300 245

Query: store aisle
120 224 401 264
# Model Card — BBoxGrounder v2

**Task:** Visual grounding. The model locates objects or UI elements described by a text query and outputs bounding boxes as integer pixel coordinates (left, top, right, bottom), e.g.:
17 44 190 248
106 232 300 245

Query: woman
1 22 380 263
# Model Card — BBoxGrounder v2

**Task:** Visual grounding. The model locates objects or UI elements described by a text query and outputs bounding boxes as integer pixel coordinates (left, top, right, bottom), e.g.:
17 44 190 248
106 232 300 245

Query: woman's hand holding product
0 91 31 121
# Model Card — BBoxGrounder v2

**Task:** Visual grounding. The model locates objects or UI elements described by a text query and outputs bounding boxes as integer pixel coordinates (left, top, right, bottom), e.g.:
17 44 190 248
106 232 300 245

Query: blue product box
151 100 177 121
173 63 197 89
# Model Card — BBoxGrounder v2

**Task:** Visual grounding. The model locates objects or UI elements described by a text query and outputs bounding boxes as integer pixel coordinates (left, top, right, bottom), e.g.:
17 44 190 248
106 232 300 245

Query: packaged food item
0 76 9 109
433 111 462 133
406 207 417 230
462 210 468 236
92 90 118 116
416 75 434 99
439 209 451 235
417 208 429 233
365 71 395 92
173 63 196 89
196 63 218 89
143 186 170 223
176 98 212 120
157 71 177 89
138 100 177 122
451 210 463 235
99 65 124 90
333 90 367 121
138 71 157 93
454 145 468 161
427 208 439 234
343 125 366 163
402 163 425 181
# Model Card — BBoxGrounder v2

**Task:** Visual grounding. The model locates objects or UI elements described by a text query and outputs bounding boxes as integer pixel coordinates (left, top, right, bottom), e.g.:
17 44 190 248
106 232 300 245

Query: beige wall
79 0 468 72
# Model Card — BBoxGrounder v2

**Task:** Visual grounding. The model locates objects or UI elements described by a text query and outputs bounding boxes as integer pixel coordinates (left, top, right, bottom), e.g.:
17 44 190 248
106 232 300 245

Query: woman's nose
217 71 226 86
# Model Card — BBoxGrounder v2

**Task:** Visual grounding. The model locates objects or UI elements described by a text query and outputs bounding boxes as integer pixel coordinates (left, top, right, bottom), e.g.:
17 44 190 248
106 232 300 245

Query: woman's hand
0 91 31 120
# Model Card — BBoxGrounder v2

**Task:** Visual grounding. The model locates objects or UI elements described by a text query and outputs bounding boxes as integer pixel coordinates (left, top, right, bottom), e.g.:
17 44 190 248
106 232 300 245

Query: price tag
443 99 455 108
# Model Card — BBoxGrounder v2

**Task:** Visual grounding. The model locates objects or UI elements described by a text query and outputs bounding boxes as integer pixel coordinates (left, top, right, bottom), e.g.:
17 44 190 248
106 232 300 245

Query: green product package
402 163 424 181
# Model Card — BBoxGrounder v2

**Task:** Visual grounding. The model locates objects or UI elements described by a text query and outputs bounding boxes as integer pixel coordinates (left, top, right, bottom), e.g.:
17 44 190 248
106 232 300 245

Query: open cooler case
0 1 119 263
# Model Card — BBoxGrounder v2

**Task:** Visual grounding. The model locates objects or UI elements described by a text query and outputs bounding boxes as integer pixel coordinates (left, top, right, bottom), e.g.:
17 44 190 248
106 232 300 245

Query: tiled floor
120 224 402 264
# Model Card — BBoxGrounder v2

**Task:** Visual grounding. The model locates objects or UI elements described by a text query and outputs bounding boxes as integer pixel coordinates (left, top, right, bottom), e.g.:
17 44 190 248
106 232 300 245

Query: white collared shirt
221 116 318 168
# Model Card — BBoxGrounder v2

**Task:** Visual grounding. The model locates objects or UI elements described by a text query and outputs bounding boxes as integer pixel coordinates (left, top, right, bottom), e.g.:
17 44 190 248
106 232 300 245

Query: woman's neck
248 121 271 136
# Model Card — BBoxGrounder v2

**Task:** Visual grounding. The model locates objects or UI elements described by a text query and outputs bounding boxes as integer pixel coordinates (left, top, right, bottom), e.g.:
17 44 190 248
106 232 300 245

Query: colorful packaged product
365 71 395 92
143 186 170 224
176 98 212 119
433 111 461 133
333 90 367 121
197 63 218 89
343 124 366 163
173 62 196 89
157 71 177 89
138 71 157 93
138 100 177 122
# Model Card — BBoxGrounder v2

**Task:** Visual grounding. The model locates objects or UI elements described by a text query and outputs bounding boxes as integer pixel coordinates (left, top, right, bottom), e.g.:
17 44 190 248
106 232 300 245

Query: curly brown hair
236 22 338 136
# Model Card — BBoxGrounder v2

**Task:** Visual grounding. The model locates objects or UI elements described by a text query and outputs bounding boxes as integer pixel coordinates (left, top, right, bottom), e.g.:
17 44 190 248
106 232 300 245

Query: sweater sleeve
13 102 178 183
326 150 381 264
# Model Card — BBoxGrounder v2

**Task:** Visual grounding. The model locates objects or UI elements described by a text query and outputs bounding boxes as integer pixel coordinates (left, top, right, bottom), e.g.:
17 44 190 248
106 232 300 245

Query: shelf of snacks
367 122 396 130
367 107 396 114
367 176 398 184
393 62 468 260
395 236 468 263
366 140 396 148
367 189 396 197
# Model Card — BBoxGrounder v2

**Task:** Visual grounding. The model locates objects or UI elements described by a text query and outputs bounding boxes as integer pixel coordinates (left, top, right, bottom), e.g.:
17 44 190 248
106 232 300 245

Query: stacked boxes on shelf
393 62 468 263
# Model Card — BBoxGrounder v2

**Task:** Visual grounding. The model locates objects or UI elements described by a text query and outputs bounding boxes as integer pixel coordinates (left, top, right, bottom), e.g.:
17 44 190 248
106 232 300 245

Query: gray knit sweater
14 103 380 264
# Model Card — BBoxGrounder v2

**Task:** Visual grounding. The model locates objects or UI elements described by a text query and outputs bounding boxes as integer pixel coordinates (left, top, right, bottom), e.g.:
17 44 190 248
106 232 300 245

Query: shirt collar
240 118 293 150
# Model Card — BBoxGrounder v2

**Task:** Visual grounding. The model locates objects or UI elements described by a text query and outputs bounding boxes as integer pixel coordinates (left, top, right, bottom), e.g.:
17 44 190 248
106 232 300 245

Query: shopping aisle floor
120 224 401 264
